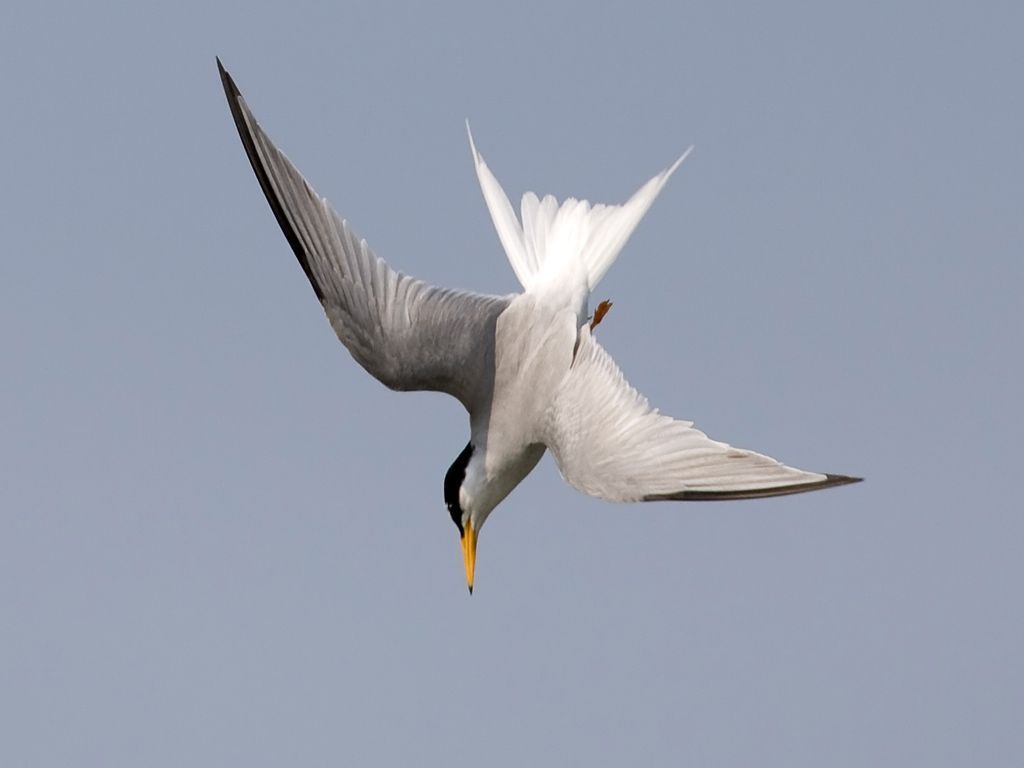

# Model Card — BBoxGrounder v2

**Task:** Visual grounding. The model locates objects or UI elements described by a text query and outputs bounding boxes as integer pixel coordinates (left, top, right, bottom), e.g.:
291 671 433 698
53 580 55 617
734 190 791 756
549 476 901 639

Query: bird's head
444 442 496 594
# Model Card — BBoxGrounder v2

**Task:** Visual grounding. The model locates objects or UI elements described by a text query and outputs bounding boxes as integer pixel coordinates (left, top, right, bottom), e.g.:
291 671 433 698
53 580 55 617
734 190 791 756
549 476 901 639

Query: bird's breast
479 294 578 471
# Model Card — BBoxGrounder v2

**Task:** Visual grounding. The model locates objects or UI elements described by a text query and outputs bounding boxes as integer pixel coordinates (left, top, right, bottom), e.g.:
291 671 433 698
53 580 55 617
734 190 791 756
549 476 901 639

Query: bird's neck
462 442 546 529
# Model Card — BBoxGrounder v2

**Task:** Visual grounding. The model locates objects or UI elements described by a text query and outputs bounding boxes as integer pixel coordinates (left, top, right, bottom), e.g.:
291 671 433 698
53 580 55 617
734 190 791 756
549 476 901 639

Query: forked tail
467 124 691 294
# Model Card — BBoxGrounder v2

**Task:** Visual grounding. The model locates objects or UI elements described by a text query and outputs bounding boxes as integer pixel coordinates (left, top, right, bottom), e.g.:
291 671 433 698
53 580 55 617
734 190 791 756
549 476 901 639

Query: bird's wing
219 61 509 409
542 326 861 501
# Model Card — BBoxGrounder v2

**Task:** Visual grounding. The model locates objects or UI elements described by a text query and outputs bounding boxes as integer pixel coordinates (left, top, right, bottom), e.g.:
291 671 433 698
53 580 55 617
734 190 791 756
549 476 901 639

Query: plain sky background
2 1 1021 765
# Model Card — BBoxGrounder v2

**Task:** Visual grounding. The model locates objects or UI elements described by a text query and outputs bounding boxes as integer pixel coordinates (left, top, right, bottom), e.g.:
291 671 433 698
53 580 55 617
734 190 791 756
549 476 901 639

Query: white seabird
218 60 860 593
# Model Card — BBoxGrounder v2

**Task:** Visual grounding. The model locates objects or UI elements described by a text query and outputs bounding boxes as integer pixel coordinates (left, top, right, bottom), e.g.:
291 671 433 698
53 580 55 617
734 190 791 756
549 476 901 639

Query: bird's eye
446 501 463 534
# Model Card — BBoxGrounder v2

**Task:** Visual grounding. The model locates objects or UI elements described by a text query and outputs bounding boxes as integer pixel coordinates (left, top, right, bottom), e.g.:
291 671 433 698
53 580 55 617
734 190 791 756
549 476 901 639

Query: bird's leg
590 299 613 330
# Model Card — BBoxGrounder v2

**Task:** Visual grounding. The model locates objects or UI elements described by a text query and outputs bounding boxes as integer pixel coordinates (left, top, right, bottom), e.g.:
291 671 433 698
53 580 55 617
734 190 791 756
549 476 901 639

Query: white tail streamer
467 123 691 293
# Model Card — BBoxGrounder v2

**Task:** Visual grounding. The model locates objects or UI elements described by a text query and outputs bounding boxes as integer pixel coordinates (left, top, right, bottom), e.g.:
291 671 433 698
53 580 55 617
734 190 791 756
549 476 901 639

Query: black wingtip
216 58 327 303
644 472 864 502
217 57 241 104
825 474 864 486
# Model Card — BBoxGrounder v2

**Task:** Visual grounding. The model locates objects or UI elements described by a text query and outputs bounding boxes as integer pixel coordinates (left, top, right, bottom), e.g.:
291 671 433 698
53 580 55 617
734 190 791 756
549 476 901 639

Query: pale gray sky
2 1 1021 765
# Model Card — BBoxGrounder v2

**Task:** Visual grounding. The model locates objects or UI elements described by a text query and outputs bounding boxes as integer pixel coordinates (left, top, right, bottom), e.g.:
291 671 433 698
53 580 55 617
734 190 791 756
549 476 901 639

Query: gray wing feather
219 61 509 408
543 326 861 502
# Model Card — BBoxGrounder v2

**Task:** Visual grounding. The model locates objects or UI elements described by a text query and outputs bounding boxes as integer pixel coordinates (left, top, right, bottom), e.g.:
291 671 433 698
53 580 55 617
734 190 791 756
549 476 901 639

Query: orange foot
590 299 613 330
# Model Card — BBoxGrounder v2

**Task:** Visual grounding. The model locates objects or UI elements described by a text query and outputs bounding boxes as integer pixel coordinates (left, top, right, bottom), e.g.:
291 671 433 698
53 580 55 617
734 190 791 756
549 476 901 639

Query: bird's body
481 294 574 487
218 60 861 591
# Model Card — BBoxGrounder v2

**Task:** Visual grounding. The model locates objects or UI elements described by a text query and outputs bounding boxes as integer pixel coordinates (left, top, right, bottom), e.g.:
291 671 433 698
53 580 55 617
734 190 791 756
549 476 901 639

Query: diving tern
218 60 861 593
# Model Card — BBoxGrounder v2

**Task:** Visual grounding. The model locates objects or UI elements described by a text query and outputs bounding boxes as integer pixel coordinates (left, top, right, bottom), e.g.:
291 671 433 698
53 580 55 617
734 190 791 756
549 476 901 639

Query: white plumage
467 123 691 294
219 60 860 591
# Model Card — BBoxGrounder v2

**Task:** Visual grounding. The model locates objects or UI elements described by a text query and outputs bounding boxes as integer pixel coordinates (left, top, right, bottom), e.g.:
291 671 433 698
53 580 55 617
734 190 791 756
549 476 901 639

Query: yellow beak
460 520 477 594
